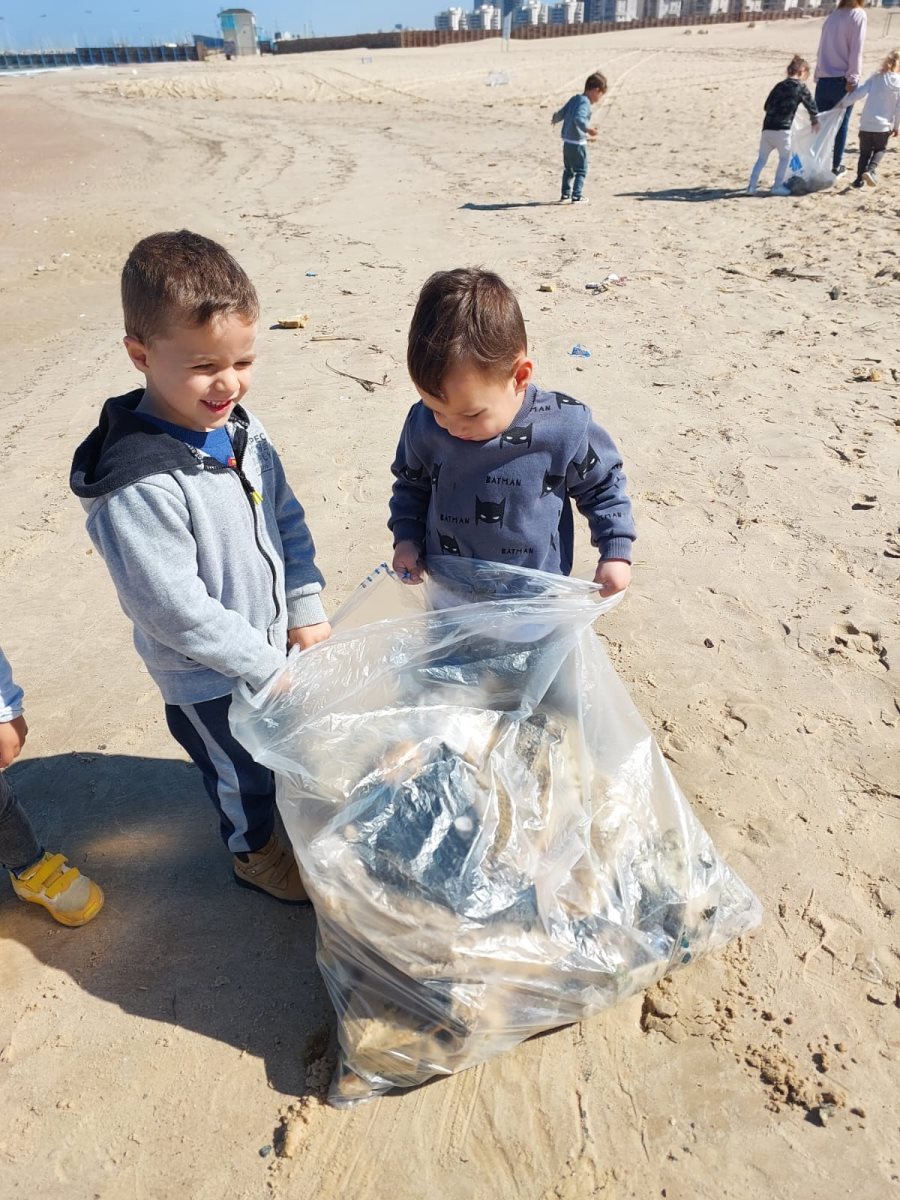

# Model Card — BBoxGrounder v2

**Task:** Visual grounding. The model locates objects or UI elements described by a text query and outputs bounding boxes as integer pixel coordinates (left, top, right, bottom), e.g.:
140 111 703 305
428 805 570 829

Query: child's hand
587 126 598 137
0 716 28 769
392 541 425 584
288 622 332 652
593 560 631 597
892 129 899 139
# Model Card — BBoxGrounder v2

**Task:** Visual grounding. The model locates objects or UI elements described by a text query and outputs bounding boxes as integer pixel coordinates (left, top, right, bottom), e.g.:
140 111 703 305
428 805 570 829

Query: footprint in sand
850 493 877 510
829 622 890 672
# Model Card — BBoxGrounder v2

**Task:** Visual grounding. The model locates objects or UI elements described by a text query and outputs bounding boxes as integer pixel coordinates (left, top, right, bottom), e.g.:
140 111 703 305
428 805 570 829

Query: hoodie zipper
227 421 282 643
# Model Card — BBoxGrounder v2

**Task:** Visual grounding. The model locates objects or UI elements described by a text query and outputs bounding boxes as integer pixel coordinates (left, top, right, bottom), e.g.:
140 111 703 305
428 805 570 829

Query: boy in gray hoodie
71 231 329 904
550 71 607 204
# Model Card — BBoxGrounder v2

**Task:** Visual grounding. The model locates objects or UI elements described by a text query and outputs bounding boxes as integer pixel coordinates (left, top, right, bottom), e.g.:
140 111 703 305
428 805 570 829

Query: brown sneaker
233 836 310 904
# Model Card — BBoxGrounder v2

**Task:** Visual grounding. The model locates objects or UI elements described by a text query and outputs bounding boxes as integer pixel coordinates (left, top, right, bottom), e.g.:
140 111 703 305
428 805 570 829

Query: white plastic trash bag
231 559 762 1106
786 106 845 195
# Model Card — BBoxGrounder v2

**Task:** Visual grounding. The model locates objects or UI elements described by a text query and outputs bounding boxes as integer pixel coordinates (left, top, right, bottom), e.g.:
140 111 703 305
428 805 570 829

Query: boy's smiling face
125 313 257 432
418 355 533 442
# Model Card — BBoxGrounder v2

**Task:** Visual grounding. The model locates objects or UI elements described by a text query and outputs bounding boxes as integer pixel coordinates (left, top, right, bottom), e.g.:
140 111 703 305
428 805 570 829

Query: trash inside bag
785 106 844 195
231 560 762 1106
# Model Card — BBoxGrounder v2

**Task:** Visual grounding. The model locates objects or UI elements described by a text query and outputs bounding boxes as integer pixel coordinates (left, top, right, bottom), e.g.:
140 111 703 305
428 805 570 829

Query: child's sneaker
771 185 791 197
571 196 589 204
558 195 570 203
863 170 877 187
852 177 865 189
10 852 104 927
233 835 310 904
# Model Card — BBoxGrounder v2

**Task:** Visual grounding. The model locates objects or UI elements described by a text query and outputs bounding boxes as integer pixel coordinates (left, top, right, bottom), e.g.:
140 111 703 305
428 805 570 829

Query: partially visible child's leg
165 697 308 903
570 145 588 202
561 147 575 201
2 771 104 926
748 134 773 192
862 131 890 185
855 133 871 185
772 131 793 191
0 769 42 873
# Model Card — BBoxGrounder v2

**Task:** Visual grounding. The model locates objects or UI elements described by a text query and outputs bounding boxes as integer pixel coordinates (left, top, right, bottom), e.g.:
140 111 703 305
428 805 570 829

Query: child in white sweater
840 48 900 188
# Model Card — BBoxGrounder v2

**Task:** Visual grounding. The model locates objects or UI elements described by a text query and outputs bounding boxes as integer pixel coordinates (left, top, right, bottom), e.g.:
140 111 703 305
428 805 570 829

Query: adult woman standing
815 0 868 174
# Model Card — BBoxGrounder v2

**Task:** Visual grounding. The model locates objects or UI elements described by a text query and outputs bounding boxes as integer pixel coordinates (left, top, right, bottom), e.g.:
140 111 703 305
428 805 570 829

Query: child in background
1 644 104 925
551 72 607 205
839 48 900 188
71 231 329 905
389 268 634 594
748 55 819 196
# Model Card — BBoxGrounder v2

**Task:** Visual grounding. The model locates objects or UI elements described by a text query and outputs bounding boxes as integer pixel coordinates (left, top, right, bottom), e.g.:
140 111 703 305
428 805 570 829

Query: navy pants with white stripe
165 696 275 854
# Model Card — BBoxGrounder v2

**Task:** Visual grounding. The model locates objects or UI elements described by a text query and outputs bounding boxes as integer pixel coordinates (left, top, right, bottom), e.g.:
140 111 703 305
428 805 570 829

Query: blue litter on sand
569 344 592 359
305 271 317 277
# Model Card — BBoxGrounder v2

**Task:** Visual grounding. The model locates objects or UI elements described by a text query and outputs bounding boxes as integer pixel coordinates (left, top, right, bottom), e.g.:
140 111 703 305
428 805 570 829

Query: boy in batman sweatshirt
389 268 635 593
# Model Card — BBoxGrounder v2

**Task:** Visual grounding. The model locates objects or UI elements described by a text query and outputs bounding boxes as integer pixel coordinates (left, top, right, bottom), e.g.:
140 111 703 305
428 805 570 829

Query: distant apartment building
513 1 547 22
680 0 729 14
219 8 258 56
585 0 640 20
548 1 584 21
643 0 683 16
469 4 503 27
435 6 468 27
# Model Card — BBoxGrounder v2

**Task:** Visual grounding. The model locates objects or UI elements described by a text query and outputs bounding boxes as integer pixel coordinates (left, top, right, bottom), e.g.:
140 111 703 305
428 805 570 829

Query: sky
0 1 442 50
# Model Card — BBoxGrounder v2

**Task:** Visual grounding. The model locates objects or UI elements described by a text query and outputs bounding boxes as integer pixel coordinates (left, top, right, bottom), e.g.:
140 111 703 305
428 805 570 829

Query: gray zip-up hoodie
71 390 326 705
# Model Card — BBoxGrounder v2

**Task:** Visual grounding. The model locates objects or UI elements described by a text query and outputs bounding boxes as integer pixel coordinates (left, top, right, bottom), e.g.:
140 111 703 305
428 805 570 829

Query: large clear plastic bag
785 106 845 195
231 560 761 1106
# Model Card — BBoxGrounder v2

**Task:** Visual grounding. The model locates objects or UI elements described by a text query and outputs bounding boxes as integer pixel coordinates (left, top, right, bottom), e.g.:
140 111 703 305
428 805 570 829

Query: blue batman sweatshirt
388 383 635 576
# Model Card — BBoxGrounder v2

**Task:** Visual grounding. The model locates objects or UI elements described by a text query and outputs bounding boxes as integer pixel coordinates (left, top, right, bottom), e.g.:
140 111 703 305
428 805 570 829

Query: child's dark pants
165 695 276 855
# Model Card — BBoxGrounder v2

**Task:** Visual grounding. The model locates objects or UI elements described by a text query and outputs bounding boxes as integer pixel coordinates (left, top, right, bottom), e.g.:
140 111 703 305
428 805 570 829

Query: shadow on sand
615 186 747 203
0 751 332 1097
459 200 561 211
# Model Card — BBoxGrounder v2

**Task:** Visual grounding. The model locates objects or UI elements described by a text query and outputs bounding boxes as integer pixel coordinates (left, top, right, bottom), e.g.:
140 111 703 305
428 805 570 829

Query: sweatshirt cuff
287 592 328 629
600 538 634 564
390 520 426 549
245 644 288 693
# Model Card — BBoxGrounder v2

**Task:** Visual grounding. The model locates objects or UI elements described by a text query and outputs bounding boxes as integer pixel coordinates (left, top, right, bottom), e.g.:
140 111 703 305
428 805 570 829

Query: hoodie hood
885 71 900 92
70 389 249 499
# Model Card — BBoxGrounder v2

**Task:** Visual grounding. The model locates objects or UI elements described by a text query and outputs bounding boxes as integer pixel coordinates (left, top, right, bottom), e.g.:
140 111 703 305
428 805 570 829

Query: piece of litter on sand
586 274 626 295
326 360 389 393
569 344 592 359
486 71 510 87
538 283 555 292
310 335 362 342
305 271 317 277
275 314 309 329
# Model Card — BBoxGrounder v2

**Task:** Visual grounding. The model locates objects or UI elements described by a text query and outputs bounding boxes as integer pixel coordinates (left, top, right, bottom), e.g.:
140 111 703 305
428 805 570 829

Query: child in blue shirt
551 71 608 204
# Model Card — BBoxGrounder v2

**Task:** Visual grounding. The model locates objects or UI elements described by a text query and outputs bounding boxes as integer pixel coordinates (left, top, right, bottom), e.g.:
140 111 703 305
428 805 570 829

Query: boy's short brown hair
585 72 607 93
122 229 259 344
407 268 527 399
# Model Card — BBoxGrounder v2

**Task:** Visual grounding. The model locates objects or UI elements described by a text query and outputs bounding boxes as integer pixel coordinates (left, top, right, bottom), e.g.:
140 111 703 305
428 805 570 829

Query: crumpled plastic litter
569 344 592 358
231 559 762 1107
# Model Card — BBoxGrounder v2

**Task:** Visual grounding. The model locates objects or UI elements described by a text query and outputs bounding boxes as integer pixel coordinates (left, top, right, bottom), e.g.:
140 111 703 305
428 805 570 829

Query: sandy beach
1 16 898 1198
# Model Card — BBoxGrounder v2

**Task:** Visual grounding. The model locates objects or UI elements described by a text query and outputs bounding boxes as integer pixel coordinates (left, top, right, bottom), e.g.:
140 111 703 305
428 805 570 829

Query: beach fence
0 43 201 71
274 8 822 55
